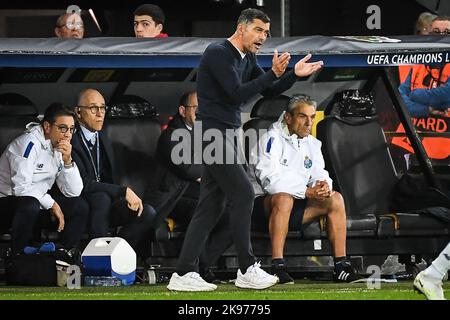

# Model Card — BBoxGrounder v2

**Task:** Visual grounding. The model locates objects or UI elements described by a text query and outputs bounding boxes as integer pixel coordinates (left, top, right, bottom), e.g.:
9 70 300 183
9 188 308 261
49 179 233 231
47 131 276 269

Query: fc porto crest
304 156 312 169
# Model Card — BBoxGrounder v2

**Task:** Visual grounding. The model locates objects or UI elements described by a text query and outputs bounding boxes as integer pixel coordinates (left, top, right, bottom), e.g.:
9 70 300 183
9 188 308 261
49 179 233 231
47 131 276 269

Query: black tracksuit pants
176 129 256 274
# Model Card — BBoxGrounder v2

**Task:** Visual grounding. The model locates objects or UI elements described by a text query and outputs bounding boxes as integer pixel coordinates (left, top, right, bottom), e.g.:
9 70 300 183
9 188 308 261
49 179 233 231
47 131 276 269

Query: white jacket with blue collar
0 122 83 210
248 112 332 199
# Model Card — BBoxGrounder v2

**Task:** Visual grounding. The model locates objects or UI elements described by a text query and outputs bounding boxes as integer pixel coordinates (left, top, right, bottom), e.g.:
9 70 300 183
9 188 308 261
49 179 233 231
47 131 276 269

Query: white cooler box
81 237 136 285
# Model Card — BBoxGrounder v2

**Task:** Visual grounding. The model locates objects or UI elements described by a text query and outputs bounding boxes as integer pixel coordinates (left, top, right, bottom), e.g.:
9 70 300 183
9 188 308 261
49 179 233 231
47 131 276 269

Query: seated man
144 91 232 278
71 89 156 258
248 94 360 284
55 12 84 39
145 91 201 230
133 4 168 38
0 102 88 258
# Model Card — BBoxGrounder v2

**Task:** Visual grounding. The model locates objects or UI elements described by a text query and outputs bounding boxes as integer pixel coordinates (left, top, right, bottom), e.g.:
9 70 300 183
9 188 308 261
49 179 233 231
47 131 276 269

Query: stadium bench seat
316 115 450 241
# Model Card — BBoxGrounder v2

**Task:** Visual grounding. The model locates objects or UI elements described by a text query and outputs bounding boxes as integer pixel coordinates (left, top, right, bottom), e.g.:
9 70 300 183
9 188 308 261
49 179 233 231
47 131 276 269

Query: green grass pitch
0 280 448 300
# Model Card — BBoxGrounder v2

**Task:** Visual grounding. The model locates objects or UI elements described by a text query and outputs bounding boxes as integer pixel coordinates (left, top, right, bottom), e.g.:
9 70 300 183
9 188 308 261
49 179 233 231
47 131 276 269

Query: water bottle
84 276 122 286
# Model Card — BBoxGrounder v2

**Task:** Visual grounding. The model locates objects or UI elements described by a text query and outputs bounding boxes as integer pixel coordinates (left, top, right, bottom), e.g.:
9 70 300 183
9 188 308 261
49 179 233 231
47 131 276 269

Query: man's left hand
315 180 334 198
294 54 323 77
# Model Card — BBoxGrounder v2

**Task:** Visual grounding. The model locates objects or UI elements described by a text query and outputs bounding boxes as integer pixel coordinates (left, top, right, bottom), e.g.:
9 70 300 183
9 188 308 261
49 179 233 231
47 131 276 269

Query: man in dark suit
71 88 156 257
144 91 232 279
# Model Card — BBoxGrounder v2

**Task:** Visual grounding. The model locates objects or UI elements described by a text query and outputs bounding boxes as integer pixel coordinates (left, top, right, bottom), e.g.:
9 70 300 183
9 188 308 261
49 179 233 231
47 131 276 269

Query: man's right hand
126 187 144 217
271 49 291 78
50 201 65 232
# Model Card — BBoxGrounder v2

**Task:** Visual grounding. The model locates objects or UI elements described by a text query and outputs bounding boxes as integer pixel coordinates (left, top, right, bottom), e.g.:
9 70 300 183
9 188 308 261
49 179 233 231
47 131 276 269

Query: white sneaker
235 262 279 289
413 271 446 300
167 272 217 292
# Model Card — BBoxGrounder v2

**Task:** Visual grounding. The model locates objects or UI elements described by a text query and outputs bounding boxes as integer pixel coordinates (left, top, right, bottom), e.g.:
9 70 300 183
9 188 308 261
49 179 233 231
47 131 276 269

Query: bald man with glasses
71 89 157 259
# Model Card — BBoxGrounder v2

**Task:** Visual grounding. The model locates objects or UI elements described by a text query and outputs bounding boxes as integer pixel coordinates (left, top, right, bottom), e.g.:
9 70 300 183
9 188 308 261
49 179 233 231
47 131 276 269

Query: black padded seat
250 94 290 119
301 221 322 239
0 93 39 154
0 116 39 155
104 117 161 197
388 212 449 237
243 95 291 163
0 93 38 116
317 115 448 238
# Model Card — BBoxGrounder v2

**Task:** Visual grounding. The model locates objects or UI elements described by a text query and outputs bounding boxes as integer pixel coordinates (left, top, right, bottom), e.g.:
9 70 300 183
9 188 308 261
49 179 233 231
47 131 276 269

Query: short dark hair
134 4 165 25
42 102 75 124
237 8 270 26
179 91 196 107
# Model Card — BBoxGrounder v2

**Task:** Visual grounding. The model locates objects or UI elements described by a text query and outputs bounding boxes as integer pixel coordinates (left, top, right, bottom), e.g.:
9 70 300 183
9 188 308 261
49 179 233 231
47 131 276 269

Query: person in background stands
133 4 168 38
55 12 85 39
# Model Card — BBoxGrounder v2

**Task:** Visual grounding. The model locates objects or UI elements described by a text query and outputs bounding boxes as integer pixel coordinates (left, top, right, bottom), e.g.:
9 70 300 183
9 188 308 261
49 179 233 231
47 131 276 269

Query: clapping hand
272 49 291 77
294 54 323 77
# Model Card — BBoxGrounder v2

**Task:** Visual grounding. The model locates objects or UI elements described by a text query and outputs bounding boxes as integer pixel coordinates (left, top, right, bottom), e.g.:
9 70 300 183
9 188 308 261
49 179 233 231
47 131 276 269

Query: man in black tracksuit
167 8 323 291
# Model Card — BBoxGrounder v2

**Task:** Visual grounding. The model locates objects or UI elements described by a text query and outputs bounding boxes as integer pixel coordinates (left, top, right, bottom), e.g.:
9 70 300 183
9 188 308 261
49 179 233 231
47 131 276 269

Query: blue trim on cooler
112 270 136 286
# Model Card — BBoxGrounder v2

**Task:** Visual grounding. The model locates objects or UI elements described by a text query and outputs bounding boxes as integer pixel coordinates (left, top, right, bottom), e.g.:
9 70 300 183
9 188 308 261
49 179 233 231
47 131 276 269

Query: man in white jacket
248 94 359 284
0 103 88 257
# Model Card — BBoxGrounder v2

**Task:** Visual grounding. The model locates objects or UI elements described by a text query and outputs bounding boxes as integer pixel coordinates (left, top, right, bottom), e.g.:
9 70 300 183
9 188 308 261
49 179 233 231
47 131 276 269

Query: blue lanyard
80 131 100 182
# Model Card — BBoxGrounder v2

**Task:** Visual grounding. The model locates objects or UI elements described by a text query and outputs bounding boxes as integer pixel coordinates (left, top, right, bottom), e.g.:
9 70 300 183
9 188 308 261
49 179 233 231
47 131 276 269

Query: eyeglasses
78 105 108 114
58 22 84 31
53 124 76 134
430 29 450 35
184 105 198 109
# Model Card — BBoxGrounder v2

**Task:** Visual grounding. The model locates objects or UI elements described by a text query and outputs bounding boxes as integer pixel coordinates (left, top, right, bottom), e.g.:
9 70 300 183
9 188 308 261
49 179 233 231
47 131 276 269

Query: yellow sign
83 70 115 82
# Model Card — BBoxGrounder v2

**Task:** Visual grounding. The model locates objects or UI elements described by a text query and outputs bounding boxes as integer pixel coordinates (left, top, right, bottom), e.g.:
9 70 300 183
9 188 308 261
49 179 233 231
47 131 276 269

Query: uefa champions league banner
0 36 448 68
258 51 450 68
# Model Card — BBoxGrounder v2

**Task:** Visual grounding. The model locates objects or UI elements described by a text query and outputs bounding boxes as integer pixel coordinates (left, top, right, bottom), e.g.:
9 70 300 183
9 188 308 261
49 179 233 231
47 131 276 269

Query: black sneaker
271 261 294 284
55 248 80 266
333 260 363 283
203 269 220 284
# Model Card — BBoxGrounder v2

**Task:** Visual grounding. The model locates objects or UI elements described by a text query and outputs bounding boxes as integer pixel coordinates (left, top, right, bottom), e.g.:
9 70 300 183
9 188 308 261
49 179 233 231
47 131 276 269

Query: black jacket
144 113 202 227
71 122 126 199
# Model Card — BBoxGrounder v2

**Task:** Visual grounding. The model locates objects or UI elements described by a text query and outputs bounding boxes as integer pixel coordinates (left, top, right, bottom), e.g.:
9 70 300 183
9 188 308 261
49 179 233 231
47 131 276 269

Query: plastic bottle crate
84 276 122 286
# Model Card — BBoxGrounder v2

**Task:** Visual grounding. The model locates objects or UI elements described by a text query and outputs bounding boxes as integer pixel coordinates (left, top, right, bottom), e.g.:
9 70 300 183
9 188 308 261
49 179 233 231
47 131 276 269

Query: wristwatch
64 161 74 169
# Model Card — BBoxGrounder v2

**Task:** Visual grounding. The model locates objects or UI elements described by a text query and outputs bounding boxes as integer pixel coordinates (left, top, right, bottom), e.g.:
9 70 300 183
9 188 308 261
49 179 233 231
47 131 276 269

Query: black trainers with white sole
333 260 363 283
271 259 294 284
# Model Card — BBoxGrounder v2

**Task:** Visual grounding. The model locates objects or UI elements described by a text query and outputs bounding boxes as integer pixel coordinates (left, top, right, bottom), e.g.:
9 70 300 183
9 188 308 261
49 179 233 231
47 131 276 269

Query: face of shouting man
237 18 270 54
